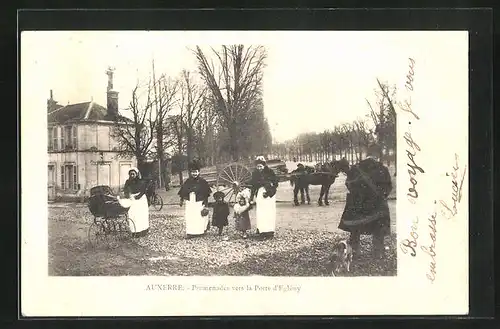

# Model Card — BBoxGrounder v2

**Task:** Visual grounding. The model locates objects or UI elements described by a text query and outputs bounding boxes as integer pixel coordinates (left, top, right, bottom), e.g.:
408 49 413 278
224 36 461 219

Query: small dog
330 240 353 276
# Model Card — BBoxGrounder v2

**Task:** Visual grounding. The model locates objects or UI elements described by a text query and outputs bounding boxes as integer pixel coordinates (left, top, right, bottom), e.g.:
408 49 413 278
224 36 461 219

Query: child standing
234 189 252 239
212 191 230 237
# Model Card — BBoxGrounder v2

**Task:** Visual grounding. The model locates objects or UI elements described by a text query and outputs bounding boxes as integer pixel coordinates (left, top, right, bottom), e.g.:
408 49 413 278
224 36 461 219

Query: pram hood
88 185 129 218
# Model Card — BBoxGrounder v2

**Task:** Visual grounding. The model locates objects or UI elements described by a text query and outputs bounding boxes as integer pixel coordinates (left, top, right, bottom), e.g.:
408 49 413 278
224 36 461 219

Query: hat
366 143 382 157
213 191 225 199
255 156 266 166
188 161 200 171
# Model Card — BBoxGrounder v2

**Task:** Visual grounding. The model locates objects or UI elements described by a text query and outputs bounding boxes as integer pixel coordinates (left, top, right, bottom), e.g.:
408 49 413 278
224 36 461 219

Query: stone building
47 68 136 201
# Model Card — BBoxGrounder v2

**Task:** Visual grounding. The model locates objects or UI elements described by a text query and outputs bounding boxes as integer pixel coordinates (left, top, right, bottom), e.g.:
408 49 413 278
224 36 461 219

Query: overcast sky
22 31 466 143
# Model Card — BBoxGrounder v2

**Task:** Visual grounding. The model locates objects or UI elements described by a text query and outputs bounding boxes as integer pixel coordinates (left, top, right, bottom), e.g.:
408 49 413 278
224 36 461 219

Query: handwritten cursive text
439 153 467 219
400 217 419 257
421 211 437 283
399 58 425 204
405 58 416 91
398 58 420 120
405 131 425 203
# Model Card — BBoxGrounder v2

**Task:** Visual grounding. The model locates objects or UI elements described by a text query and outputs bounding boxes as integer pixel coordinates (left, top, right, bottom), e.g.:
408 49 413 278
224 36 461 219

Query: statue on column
105 67 115 91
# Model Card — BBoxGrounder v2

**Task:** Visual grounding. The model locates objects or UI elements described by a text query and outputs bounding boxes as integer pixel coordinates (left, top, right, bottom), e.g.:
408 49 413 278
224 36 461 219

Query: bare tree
178 70 207 163
353 119 374 161
151 61 180 186
194 45 267 161
194 96 219 166
112 79 157 173
375 79 397 176
169 112 186 185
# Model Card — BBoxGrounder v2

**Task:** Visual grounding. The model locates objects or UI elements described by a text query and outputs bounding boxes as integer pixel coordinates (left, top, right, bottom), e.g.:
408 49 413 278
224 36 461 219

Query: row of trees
111 42 398 184
111 45 273 185
271 79 397 172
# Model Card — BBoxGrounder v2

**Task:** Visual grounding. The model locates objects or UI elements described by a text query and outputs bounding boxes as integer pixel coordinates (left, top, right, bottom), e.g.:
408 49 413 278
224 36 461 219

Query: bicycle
147 180 164 211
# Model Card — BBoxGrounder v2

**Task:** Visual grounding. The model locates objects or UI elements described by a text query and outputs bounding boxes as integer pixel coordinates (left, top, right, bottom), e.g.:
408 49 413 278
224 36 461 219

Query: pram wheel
108 216 136 249
88 219 108 248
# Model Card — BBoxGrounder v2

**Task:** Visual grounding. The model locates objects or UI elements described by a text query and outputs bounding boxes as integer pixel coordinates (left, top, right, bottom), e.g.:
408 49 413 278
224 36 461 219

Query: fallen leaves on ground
49 205 397 277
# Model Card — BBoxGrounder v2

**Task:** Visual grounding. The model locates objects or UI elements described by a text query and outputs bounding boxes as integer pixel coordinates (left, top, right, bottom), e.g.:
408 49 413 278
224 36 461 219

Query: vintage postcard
21 30 468 316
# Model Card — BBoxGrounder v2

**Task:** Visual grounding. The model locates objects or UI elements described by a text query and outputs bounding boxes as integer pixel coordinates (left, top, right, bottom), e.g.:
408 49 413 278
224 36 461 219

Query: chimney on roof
105 67 119 119
47 89 59 112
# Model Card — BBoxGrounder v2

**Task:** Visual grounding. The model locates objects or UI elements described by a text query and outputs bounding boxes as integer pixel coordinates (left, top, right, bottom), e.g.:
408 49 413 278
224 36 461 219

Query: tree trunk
178 170 184 186
228 122 240 162
156 124 164 188
393 147 397 176
136 156 147 176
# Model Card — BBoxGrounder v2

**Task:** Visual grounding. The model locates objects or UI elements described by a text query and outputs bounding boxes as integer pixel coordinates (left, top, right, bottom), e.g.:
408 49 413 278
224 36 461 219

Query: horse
289 158 350 206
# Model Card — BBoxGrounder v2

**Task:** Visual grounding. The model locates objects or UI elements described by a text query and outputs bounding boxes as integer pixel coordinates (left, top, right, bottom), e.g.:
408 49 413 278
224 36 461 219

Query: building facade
47 69 136 201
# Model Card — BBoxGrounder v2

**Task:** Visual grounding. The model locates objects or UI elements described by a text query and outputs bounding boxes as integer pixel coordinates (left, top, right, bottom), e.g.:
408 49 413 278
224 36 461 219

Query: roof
47 101 132 125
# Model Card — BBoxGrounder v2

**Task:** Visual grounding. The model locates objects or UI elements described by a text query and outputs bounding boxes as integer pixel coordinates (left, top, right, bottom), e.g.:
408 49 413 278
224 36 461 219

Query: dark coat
338 158 392 236
124 178 147 199
178 176 212 206
212 201 230 227
250 166 279 200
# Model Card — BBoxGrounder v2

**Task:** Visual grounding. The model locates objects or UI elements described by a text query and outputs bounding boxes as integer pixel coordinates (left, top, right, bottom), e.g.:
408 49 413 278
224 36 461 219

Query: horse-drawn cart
201 159 290 204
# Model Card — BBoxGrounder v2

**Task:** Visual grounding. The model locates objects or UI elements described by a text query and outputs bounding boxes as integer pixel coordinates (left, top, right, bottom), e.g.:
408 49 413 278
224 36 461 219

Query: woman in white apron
178 161 212 238
121 167 149 238
249 156 279 239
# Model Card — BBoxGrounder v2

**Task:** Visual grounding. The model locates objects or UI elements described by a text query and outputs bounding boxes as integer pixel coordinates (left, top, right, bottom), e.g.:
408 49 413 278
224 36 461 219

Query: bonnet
255 155 266 166
236 188 251 202
128 167 141 179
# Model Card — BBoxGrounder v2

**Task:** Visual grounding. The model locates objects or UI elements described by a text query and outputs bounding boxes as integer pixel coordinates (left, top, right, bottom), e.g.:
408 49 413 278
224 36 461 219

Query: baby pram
87 185 136 248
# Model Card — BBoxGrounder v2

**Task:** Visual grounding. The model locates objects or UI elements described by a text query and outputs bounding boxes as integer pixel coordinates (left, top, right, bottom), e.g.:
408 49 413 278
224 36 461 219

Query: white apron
185 192 209 235
119 193 149 233
255 187 276 233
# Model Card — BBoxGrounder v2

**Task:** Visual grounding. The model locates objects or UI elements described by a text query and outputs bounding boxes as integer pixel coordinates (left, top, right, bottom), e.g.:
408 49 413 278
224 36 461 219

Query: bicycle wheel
153 194 163 211
88 220 108 248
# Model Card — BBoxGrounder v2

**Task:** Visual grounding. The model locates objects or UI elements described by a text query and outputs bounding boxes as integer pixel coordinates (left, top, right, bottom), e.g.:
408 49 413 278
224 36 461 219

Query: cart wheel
108 217 136 248
216 163 252 204
88 220 108 248
152 194 163 211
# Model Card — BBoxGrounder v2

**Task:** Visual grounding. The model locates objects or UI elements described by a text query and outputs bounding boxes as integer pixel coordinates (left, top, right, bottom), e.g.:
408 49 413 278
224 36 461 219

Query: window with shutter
72 125 78 150
59 127 65 151
60 165 65 189
48 128 53 151
52 127 58 150
73 165 78 190
64 126 72 149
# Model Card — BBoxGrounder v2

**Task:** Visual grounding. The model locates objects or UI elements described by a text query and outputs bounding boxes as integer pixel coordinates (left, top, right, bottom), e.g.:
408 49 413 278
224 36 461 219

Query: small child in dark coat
212 191 230 236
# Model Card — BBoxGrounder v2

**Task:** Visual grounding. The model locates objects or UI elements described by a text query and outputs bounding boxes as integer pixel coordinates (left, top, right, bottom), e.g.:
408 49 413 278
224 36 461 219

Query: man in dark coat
338 144 392 259
291 163 309 205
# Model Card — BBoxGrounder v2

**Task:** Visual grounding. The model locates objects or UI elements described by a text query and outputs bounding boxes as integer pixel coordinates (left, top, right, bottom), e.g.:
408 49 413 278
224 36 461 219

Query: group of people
120 143 392 259
177 156 279 240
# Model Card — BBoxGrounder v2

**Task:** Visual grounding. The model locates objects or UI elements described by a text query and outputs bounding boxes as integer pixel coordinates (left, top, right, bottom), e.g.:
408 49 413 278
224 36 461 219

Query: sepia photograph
43 31 397 278
22 29 469 316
